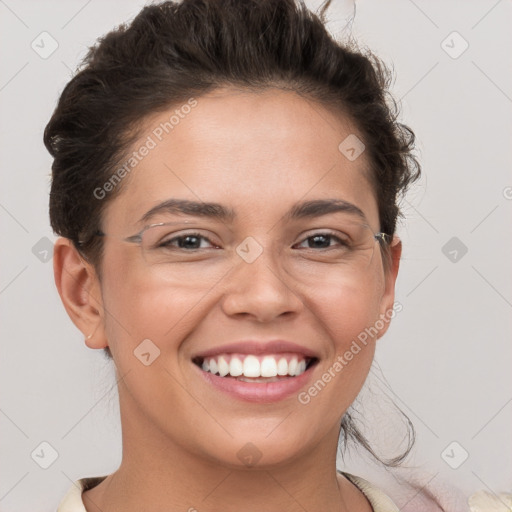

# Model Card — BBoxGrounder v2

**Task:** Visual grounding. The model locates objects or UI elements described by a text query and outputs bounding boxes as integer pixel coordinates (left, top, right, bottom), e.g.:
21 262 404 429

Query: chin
198 430 313 471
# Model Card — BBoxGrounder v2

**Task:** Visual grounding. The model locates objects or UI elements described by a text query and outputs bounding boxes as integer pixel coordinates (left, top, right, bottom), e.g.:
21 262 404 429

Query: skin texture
54 87 401 512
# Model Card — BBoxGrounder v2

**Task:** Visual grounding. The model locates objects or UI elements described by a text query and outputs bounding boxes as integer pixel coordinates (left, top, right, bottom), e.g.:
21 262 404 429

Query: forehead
105 87 379 230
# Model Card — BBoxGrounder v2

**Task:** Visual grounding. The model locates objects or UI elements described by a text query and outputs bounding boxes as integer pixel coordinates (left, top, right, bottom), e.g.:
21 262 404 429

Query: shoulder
56 476 108 512
339 470 400 512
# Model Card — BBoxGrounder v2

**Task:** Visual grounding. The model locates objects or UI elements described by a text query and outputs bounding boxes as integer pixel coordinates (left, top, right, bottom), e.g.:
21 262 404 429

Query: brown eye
158 233 217 250
295 232 349 250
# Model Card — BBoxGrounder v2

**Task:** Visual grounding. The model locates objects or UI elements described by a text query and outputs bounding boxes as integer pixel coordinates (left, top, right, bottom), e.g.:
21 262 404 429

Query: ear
53 237 108 349
376 235 402 340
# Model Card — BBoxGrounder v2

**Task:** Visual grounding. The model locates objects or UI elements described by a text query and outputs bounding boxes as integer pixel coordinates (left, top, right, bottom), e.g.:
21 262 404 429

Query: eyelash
158 231 349 251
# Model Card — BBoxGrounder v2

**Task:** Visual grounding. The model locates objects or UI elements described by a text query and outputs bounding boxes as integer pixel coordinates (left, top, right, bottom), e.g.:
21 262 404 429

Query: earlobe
53 237 108 349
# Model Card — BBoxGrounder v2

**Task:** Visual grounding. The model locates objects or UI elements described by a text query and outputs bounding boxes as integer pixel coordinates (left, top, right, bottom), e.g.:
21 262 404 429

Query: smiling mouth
192 353 319 382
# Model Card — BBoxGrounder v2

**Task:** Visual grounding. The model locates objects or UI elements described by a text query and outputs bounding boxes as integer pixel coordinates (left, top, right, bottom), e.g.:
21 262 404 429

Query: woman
47 0 434 509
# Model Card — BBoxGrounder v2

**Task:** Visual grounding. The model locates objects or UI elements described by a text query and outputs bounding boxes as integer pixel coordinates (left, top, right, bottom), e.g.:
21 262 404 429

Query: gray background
1 0 511 510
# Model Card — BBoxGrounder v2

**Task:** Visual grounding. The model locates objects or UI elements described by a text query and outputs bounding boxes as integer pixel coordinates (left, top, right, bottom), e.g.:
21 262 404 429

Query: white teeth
218 356 230 377
260 356 277 377
198 354 312 379
229 357 243 377
288 357 298 376
276 357 288 376
243 355 260 377
208 358 218 375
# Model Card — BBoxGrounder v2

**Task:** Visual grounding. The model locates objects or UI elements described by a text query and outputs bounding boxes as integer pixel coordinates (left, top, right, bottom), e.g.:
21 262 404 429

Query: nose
219 242 304 323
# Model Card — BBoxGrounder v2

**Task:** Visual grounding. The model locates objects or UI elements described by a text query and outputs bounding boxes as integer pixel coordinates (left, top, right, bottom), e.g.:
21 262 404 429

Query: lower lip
193 363 317 403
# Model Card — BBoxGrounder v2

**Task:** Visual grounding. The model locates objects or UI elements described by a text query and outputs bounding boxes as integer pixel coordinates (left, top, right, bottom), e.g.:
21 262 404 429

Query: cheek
302 268 385 394
291 291 385 440
302 263 385 344
99 260 214 428
100 246 213 364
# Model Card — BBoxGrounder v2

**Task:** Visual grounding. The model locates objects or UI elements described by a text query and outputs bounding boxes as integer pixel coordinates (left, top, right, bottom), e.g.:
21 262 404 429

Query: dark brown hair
44 0 420 267
44 0 437 502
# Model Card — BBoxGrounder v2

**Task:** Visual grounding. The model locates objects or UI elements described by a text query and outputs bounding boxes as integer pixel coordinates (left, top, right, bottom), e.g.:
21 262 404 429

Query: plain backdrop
1 0 511 510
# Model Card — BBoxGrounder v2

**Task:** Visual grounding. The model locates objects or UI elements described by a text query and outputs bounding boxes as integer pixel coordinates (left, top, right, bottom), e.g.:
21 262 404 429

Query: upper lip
191 340 320 360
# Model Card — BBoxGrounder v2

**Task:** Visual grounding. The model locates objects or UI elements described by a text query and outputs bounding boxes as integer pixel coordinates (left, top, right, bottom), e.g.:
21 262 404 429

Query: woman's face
85 87 400 468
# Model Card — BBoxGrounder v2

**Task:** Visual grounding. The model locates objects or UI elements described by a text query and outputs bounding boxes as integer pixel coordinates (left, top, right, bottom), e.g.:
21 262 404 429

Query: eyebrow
138 198 367 225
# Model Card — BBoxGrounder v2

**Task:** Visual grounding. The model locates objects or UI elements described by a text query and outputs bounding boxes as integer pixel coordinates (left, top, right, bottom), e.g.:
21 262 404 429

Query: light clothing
56 471 400 511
